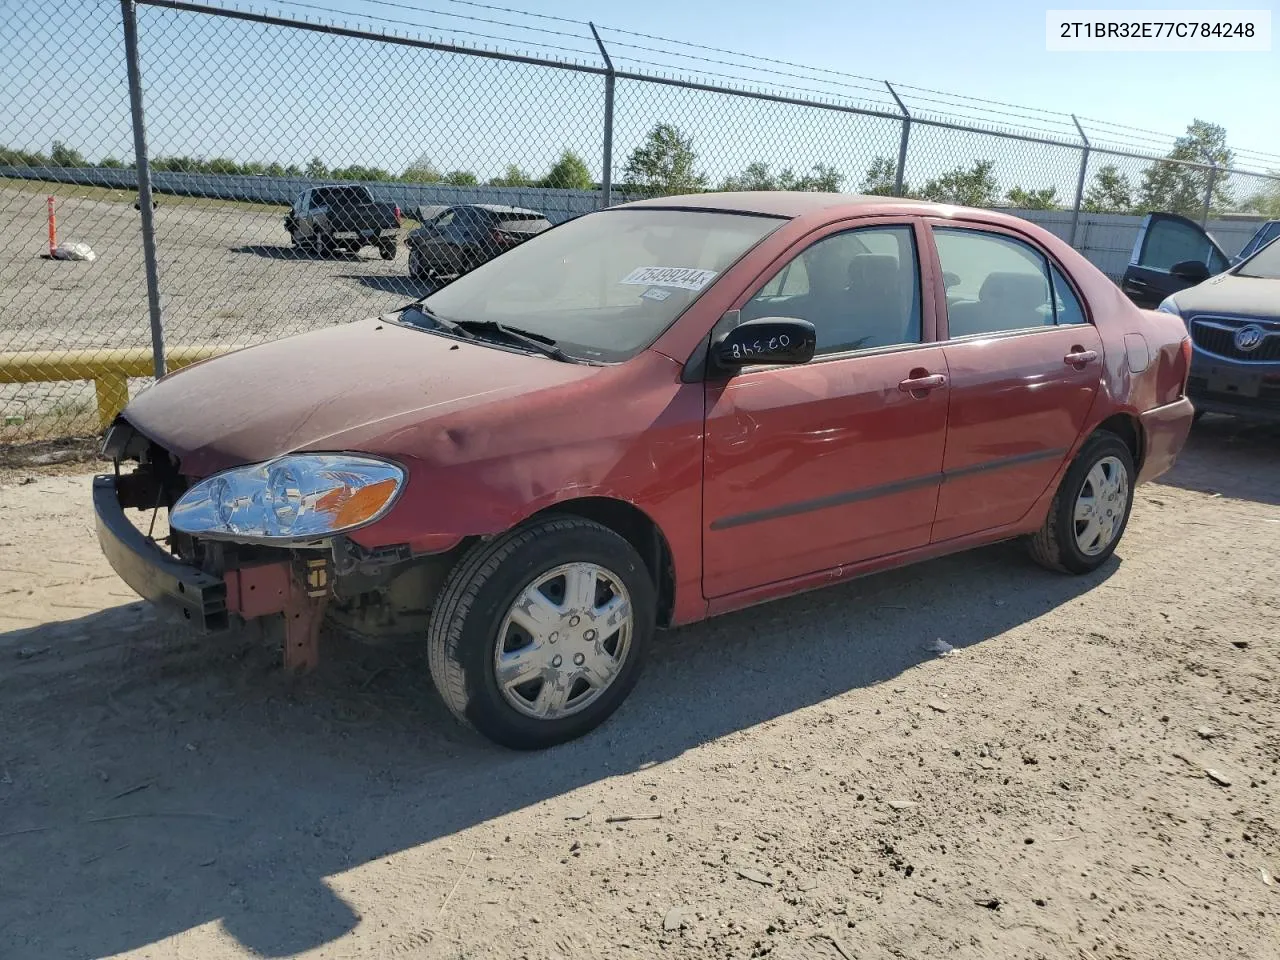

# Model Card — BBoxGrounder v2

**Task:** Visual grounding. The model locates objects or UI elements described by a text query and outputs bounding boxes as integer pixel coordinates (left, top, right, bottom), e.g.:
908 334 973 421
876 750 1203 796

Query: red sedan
94 192 1195 749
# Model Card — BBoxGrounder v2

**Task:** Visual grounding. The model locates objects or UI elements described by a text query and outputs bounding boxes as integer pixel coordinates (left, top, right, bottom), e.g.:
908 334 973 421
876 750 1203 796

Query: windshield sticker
641 287 672 302
620 266 717 291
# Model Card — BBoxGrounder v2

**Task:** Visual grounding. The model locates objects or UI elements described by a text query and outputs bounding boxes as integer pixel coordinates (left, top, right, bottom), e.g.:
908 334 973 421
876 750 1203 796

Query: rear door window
933 228 1057 337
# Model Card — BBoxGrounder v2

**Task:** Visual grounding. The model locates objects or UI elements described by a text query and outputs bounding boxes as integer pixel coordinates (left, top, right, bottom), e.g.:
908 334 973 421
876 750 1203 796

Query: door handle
898 372 947 393
1064 349 1098 366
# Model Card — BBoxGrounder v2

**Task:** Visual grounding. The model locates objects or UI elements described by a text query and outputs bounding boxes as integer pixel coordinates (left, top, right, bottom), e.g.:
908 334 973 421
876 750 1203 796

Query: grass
0 176 288 214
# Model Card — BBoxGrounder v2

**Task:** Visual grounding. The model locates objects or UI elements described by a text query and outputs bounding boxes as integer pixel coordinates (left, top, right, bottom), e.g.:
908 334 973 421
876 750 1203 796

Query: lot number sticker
620 266 717 291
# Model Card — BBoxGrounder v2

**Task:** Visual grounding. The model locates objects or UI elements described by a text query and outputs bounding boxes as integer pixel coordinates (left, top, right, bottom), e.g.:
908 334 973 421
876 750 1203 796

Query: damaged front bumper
93 473 330 668
93 474 231 631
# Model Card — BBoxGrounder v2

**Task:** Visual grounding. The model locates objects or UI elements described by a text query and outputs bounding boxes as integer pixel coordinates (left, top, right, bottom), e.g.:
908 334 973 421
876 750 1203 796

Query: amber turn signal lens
316 477 399 528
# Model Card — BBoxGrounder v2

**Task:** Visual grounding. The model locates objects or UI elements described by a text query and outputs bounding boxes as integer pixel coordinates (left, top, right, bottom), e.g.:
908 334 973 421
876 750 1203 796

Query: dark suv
1121 212 1280 422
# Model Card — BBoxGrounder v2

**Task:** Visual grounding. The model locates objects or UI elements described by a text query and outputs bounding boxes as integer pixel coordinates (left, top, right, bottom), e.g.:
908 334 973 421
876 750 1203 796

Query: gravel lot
1 416 1277 960
0 184 428 437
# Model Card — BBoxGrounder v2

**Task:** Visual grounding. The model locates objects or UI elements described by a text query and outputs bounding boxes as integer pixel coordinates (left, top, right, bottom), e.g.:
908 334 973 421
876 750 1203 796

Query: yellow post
93 371 130 428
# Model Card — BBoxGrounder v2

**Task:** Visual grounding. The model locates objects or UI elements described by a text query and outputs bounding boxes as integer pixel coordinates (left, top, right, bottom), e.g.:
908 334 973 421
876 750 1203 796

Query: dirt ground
1 416 1277 960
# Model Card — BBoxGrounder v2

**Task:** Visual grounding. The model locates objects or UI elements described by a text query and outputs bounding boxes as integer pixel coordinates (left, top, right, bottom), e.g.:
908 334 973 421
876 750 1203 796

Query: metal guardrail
0 346 245 428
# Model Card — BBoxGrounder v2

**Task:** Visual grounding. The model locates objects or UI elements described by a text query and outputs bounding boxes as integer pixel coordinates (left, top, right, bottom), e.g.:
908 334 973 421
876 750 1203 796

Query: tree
792 163 843 192
720 161 777 192
917 160 998 206
489 164 533 187
50 141 88 167
860 157 902 196
330 164 391 181
0 145 49 166
1004 185 1059 210
1083 164 1134 213
1138 119 1234 216
622 123 706 196
99 156 124 169
442 170 478 186
1238 173 1280 218
305 157 328 179
402 157 442 183
540 150 592 190
720 162 843 192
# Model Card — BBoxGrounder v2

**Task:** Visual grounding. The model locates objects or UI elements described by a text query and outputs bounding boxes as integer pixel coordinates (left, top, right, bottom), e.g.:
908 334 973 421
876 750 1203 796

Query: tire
1028 431 1135 575
427 516 655 750
407 249 428 281
379 241 397 262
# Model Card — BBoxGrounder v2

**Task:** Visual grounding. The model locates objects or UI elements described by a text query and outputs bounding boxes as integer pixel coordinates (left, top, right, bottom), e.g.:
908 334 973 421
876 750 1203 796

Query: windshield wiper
449 319 574 362
399 304 476 339
399 307 574 362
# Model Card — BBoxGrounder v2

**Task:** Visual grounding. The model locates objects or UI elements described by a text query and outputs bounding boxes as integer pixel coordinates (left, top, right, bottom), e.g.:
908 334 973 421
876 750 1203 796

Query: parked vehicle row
1120 213 1280 423
282 188 555 285
100 192 1195 749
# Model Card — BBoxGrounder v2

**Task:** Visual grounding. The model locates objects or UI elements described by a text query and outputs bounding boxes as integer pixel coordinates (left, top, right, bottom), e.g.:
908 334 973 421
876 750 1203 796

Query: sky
2 0 1277 201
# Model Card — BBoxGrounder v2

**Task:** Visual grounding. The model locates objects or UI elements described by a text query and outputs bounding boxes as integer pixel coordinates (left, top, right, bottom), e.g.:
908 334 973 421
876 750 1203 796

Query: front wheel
1028 431 1135 574
378 241 397 261
427 516 655 750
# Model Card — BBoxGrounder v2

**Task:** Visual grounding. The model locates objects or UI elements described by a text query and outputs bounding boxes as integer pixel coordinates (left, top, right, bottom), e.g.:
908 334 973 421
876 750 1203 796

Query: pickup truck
284 184 402 259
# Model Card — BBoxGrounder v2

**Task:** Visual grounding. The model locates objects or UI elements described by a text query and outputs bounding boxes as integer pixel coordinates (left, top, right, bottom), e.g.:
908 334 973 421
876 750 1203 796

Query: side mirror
943 270 961 290
1170 259 1211 284
712 316 816 369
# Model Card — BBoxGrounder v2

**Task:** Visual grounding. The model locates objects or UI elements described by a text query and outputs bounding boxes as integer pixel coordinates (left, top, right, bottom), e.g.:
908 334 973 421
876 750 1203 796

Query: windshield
418 208 785 361
1235 234 1280 280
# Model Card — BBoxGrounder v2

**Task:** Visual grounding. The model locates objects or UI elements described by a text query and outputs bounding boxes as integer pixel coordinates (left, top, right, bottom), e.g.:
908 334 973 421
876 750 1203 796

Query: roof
616 191 941 218
469 203 545 216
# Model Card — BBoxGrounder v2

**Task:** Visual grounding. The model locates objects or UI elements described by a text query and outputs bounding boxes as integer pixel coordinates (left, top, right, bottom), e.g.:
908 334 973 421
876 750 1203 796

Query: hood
123 318 596 476
1170 273 1280 319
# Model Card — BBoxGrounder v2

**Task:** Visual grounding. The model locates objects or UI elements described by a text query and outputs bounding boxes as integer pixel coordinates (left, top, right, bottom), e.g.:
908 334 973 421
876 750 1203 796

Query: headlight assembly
1156 297 1181 316
170 454 404 543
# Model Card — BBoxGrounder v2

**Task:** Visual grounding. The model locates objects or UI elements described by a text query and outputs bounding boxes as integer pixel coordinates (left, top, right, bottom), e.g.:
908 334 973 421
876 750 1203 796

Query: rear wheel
1028 431 1134 574
378 240 397 261
426 516 654 750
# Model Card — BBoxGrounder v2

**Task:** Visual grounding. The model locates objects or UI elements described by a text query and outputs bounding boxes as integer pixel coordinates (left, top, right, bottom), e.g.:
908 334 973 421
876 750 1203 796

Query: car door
702 220 950 599
417 207 456 266
1120 212 1229 308
1232 220 1280 265
294 192 314 240
926 222 1103 543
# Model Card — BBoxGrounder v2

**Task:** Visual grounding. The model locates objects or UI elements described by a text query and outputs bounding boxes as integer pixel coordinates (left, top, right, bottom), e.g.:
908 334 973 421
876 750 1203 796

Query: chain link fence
3 0 1278 444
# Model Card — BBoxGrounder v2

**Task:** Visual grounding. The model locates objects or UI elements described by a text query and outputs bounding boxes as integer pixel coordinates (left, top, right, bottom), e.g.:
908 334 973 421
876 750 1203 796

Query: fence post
885 82 910 197
1201 162 1217 228
590 23 615 210
120 0 166 381
1069 114 1089 249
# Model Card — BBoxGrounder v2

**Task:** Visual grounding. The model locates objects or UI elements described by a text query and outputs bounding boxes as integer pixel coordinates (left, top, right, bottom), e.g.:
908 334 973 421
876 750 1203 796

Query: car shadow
231 244 365 261
1 542 1116 959
343 273 438 297
1156 414 1280 506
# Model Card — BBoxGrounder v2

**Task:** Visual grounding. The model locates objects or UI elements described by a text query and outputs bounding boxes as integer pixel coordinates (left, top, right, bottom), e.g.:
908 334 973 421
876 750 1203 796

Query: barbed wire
220 0 1280 170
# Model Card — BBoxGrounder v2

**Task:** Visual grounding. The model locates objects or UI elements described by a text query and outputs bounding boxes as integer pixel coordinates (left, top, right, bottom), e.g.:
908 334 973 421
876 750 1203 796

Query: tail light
393 205 402 224
1178 335 1193 396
